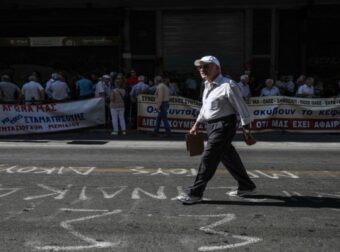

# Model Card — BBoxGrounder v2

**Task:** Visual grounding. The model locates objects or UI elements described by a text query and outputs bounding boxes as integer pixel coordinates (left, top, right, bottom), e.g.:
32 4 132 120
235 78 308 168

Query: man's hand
189 122 200 135
242 126 256 145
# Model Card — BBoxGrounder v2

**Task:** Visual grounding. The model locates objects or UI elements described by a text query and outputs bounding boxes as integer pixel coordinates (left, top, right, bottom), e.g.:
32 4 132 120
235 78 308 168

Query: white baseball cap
194 55 220 67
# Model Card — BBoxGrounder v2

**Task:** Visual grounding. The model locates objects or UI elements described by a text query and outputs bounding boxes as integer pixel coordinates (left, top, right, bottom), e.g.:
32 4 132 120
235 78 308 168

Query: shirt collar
204 74 224 88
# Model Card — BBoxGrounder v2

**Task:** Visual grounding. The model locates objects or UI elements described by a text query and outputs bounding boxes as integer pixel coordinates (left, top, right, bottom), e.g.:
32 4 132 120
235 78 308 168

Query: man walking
177 55 256 205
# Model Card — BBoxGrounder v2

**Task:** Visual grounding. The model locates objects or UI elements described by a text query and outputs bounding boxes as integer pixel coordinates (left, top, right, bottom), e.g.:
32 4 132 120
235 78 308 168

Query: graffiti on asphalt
1 184 339 202
0 164 95 175
131 166 300 179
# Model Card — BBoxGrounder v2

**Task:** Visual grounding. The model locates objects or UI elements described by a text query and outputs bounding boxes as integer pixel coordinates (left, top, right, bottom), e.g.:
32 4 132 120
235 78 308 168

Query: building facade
0 0 339 89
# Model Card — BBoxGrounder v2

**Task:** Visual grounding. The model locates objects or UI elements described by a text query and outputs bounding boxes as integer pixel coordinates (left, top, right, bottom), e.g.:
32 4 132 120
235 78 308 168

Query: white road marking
171 186 184 200
131 186 167 200
181 214 262 251
254 170 299 179
24 184 72 200
79 186 88 201
247 171 260 178
97 186 127 199
282 190 299 201
68 167 96 175
60 208 109 212
0 165 96 176
0 184 22 198
0 165 17 173
34 208 122 251
316 192 340 198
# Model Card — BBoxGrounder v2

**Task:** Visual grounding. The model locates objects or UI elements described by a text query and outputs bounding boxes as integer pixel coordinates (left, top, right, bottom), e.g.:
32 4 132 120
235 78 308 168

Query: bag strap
115 89 124 101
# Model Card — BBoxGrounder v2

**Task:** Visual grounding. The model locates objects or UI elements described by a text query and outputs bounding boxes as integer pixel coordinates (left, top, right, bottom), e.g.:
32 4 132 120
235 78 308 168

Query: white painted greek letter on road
181 214 262 251
24 184 72 200
32 208 122 251
0 184 22 198
132 186 167 200
97 186 127 199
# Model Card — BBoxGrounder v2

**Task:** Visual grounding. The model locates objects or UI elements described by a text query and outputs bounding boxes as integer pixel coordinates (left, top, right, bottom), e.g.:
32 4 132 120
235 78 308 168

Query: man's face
163 78 170 84
306 78 314 86
242 77 249 84
115 77 123 85
155 77 162 85
266 80 273 88
103 78 111 84
197 63 219 81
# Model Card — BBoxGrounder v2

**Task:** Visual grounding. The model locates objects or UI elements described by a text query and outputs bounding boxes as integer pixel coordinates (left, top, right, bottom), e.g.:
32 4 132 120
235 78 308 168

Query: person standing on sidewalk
177 55 256 205
110 78 127 135
152 77 172 137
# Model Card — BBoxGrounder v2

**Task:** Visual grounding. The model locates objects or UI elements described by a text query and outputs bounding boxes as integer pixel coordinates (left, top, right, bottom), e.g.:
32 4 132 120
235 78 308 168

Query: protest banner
137 95 203 133
137 95 340 133
248 96 340 132
0 98 105 135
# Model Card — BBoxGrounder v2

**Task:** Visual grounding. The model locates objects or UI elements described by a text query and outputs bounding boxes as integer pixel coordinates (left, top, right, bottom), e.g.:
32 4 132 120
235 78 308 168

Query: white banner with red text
0 98 105 135
137 95 340 133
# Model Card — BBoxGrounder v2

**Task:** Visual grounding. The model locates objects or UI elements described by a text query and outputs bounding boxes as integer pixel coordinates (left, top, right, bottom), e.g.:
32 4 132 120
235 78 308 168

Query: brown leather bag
185 133 204 156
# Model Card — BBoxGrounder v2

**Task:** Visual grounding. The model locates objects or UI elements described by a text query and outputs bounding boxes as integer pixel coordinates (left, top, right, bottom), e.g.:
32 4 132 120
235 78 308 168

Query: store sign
0 36 121 47
30 37 65 47
0 38 30 47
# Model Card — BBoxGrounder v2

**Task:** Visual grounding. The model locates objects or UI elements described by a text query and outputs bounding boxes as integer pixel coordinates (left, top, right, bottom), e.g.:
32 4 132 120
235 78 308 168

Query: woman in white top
110 78 126 135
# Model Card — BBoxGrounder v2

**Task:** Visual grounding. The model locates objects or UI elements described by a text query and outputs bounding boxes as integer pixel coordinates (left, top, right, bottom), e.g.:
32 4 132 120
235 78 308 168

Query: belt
206 114 235 124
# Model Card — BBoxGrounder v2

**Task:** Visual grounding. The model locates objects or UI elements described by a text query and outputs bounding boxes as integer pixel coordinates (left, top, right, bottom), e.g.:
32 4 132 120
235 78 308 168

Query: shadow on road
0 127 339 142
201 195 340 209
67 140 108 145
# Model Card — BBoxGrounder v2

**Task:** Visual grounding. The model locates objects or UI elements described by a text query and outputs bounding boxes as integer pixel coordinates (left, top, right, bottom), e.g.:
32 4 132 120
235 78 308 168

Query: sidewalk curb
0 140 339 150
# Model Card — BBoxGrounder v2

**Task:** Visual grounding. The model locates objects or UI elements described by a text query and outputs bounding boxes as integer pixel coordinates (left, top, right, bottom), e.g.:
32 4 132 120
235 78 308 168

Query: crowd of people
0 69 181 135
1 70 339 104
1 69 340 134
235 74 340 99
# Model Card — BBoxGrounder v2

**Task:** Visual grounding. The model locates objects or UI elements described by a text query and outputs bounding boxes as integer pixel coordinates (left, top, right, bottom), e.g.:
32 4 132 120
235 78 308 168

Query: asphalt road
0 131 339 252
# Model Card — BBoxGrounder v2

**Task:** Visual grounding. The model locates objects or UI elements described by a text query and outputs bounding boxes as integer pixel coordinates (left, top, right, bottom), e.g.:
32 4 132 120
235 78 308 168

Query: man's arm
189 102 205 135
227 83 251 127
155 85 163 109
227 82 256 145
189 121 201 135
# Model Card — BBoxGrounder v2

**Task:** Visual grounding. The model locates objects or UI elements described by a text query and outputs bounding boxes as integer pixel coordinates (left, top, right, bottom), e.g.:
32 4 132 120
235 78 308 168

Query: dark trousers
154 102 171 135
130 102 137 129
187 114 256 197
